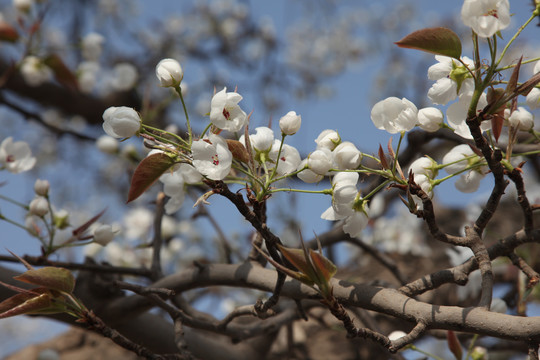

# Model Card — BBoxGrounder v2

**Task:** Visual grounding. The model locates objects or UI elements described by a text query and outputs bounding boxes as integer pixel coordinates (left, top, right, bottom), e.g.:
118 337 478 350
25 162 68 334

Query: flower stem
175 85 192 146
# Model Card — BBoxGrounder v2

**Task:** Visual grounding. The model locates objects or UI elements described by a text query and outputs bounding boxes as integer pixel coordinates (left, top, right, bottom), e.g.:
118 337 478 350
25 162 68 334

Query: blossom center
222 108 231 120
485 9 498 18
6 155 15 163
212 154 219 166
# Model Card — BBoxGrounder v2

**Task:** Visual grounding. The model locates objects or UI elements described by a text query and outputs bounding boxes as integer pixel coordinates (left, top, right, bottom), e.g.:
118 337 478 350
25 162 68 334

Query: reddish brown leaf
72 208 106 239
395 27 462 59
127 153 176 203
0 22 19 42
226 139 249 163
43 54 78 91
15 267 75 294
277 244 314 279
0 292 52 319
517 72 540 96
378 144 389 170
491 113 504 142
446 330 463 360
309 250 337 283
506 56 522 96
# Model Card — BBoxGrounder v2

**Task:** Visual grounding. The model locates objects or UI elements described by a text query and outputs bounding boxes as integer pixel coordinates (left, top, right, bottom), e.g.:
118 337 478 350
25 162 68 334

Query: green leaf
277 244 317 281
309 250 337 283
15 267 75 294
127 152 176 203
395 27 462 59
0 290 52 319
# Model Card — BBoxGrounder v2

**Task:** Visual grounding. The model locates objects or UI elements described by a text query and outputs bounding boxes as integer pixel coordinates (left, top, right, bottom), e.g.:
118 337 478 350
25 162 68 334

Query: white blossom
93 224 115 246
209 87 248 132
442 144 476 174
155 58 183 87
29 197 49 217
82 32 105 61
112 62 138 91
307 148 333 175
371 97 418 134
417 107 444 132
315 129 341 150
268 141 301 176
191 134 233 180
34 179 50 196
96 135 119 154
427 55 474 105
446 92 489 139
20 56 52 87
526 88 540 110
461 0 510 38
160 163 201 214
507 107 534 131
279 111 302 135
332 141 362 170
102 106 141 138
0 137 36 173
297 159 323 183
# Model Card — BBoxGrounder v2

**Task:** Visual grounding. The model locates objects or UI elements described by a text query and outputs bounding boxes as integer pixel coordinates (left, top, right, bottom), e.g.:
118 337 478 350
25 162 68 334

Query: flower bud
307 148 333 175
102 106 141 138
93 224 115 246
279 111 301 135
53 209 70 229
155 58 183 87
34 179 50 196
315 129 340 150
29 197 49 217
417 107 443 132
96 135 119 154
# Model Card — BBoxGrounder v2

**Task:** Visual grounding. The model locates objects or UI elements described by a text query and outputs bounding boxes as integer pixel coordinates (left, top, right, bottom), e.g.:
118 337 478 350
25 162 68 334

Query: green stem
408 345 446 360
0 194 29 209
269 188 332 195
140 125 190 151
496 13 537 68
175 85 193 146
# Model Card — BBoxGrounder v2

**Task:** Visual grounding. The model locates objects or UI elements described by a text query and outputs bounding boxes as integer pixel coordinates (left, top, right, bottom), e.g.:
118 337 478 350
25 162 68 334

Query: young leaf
14 267 75 294
395 27 462 59
446 330 463 360
226 139 249 163
127 152 176 203
0 22 19 42
0 291 52 319
43 54 79 91
277 244 316 280
309 250 337 283
505 56 522 96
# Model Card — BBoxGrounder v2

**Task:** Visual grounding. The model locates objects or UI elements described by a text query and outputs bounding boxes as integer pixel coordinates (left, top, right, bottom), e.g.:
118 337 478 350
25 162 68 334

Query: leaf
446 330 463 360
505 56 522 96
490 113 504 143
309 250 337 283
395 27 462 59
72 208 106 239
127 152 176 203
0 22 19 42
277 244 315 280
253 244 314 286
0 292 52 319
226 139 249 163
43 54 79 91
14 267 75 293
378 144 389 170
516 72 540 96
